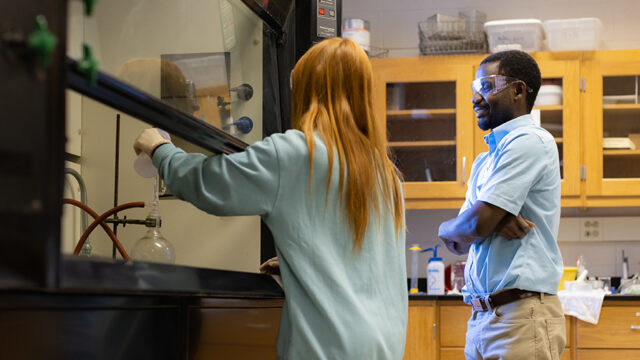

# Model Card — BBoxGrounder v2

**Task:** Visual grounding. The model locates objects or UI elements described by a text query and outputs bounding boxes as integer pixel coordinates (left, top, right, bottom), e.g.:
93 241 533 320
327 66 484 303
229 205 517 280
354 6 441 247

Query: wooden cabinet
439 304 470 348
577 349 640 359
374 50 640 209
439 304 469 359
583 50 640 206
575 302 640 359
407 300 575 360
576 305 640 349
404 300 437 360
372 57 476 209
438 303 571 359
189 298 283 360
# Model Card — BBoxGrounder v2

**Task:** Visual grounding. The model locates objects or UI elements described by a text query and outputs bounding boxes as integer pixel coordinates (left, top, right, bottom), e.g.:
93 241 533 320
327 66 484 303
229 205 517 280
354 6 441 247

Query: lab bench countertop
48 255 285 299
409 293 640 301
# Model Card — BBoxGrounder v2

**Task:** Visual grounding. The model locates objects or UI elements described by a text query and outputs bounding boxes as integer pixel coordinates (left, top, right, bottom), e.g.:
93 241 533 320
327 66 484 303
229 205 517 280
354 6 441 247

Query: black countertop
409 294 640 301
55 255 284 299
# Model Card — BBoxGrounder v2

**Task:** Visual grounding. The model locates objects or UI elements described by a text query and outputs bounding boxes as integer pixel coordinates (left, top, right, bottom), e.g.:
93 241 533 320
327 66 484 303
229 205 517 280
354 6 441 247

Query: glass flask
131 226 175 264
131 176 175 264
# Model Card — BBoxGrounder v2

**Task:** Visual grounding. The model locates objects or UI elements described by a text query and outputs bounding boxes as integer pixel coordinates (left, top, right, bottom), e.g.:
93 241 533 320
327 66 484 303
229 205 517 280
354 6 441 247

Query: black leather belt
470 289 543 312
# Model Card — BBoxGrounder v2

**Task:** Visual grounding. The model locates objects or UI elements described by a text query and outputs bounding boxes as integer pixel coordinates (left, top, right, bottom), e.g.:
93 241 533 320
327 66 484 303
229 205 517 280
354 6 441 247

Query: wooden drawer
577 349 640 359
439 305 571 348
189 307 282 360
440 346 572 359
439 305 470 347
577 306 640 348
440 348 465 360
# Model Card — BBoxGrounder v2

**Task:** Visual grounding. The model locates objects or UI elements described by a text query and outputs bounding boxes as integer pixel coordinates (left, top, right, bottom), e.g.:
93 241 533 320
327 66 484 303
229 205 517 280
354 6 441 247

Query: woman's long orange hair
291 38 404 251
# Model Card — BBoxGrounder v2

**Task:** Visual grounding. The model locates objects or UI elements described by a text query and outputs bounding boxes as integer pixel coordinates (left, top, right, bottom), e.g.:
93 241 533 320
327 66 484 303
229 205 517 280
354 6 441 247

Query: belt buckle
471 295 491 312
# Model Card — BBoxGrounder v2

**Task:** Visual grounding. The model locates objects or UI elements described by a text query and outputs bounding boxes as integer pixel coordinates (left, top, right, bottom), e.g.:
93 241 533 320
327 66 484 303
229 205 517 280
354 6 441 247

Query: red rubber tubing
73 201 145 259
63 198 127 258
63 199 144 260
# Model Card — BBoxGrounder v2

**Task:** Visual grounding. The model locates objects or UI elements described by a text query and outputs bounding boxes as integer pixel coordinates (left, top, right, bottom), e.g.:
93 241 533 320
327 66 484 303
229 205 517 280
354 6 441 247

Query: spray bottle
422 244 445 295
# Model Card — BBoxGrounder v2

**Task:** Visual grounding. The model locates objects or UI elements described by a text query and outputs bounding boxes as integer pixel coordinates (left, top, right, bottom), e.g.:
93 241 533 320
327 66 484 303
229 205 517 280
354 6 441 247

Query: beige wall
63 0 264 273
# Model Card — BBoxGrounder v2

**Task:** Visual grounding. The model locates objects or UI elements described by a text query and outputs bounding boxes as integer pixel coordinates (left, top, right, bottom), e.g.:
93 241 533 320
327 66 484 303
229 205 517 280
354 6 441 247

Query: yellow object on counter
558 266 578 290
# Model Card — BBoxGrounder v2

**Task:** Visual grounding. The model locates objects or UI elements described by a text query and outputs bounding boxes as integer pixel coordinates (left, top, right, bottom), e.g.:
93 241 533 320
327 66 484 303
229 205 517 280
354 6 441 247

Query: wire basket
418 18 488 55
367 46 389 58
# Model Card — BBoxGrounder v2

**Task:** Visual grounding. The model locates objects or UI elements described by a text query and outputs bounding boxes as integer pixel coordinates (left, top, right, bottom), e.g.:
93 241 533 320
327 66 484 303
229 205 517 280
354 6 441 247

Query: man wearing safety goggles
438 50 565 359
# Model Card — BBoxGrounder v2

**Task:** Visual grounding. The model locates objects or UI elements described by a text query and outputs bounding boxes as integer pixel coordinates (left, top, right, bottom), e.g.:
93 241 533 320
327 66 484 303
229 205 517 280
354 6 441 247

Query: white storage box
484 19 543 53
534 85 563 106
543 18 602 51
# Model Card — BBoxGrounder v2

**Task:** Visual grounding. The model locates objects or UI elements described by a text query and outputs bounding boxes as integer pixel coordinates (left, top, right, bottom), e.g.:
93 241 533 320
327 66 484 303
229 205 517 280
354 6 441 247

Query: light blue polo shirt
460 114 563 304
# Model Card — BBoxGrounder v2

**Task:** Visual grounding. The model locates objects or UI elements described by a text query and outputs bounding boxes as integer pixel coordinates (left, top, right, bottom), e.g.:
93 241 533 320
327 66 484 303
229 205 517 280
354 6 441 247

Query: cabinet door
404 301 436 360
372 57 475 208
584 50 640 201
439 304 470 347
535 60 581 198
473 59 581 199
576 306 640 349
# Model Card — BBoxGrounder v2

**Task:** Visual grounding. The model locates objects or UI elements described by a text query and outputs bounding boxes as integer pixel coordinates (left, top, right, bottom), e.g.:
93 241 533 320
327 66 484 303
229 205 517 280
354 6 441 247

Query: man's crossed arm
438 201 534 255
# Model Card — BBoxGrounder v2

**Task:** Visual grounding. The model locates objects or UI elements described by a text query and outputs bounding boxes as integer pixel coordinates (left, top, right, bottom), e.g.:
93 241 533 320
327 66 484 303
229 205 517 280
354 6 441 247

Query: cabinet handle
433 323 437 339
631 325 640 330
462 156 467 184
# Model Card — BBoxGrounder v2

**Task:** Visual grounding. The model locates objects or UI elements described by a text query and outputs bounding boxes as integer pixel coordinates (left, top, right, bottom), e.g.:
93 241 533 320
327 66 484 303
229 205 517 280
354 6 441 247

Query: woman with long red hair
135 37 407 359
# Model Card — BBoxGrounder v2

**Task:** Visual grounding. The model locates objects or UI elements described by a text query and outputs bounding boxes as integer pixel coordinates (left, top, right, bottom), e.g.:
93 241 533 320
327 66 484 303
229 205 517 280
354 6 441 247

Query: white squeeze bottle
422 244 445 295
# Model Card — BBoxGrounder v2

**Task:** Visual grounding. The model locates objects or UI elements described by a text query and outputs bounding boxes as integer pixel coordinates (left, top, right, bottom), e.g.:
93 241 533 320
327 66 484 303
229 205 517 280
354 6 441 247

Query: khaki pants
464 293 566 360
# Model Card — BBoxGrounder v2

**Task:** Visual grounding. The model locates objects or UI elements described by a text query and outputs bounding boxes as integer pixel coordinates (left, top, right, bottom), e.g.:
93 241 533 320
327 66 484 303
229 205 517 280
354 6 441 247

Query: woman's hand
133 128 172 157
259 256 280 275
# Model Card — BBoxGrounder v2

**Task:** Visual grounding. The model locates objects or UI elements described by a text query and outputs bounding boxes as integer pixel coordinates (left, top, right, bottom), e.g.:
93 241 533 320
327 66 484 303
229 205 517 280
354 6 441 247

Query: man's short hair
480 50 542 112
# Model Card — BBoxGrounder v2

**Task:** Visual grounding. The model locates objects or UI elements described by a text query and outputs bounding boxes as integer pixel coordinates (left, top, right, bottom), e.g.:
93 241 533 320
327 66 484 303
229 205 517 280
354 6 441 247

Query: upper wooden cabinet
372 56 477 209
583 50 640 206
374 50 640 209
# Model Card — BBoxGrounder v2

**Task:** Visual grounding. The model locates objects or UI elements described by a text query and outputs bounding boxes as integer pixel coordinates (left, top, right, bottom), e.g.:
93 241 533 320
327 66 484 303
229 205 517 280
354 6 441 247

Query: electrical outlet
580 218 602 242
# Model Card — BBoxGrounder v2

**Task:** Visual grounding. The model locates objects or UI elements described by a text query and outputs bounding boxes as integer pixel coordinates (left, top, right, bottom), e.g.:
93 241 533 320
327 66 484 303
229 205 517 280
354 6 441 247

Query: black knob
231 83 253 101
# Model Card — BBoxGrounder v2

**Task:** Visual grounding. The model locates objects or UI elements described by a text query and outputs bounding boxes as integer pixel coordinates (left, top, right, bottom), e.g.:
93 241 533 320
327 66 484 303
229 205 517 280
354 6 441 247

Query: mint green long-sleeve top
152 129 408 360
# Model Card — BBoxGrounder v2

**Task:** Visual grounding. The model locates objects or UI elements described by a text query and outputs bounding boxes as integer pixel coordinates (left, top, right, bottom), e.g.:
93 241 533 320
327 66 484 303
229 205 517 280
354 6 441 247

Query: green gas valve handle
77 44 99 86
26 15 58 67
83 0 99 16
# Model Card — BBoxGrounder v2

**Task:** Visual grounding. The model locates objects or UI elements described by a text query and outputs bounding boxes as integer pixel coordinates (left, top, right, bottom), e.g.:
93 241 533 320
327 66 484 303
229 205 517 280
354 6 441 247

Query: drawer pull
631 325 640 330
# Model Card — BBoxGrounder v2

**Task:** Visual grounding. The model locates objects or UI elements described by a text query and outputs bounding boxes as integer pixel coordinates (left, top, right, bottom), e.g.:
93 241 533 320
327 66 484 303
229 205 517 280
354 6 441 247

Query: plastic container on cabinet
543 18 602 51
484 19 543 53
534 85 563 106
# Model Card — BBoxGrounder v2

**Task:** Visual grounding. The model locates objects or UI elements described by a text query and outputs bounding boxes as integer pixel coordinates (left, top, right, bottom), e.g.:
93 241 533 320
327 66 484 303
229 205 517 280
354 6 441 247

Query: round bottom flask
131 226 175 264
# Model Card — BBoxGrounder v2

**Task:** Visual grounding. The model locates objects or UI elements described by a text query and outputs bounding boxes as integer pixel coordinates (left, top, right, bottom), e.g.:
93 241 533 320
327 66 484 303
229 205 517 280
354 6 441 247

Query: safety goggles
471 75 532 97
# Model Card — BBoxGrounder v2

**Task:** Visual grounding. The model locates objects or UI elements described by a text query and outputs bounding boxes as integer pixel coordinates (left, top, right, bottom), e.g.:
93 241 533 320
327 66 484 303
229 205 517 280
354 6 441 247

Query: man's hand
441 238 471 255
495 213 535 240
259 256 280 275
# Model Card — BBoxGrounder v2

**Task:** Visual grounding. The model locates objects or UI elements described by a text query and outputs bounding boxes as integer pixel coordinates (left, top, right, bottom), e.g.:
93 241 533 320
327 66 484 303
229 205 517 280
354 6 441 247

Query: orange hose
73 201 145 259
63 199 145 260
63 198 126 258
